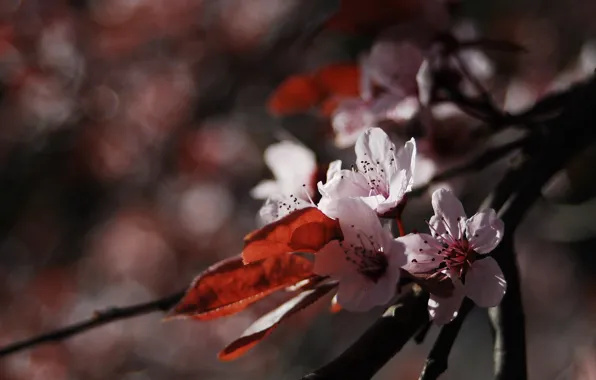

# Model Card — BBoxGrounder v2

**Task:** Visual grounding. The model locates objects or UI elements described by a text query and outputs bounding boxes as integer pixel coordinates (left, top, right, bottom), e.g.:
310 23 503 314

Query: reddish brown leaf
315 63 360 97
319 97 343 117
167 254 315 321
267 75 325 116
242 207 343 264
218 283 337 361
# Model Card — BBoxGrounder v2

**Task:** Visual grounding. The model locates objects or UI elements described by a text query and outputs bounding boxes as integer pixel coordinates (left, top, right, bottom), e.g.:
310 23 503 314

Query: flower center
441 238 477 279
339 231 388 283
356 249 388 283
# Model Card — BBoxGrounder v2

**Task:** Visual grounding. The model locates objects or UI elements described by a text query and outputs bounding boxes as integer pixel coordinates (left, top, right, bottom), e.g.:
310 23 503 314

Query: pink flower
398 188 506 324
318 128 416 217
251 141 317 224
314 197 406 312
331 96 419 149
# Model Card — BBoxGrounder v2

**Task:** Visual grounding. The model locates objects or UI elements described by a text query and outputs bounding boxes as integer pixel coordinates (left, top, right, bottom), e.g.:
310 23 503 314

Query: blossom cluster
252 127 506 324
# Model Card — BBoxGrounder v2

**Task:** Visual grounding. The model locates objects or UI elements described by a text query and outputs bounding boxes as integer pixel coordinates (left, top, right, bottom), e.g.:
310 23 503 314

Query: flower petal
313 240 356 278
264 141 317 196
466 209 504 254
332 99 376 149
322 197 388 249
396 138 416 193
431 188 467 240
379 169 408 214
325 160 343 182
251 180 280 200
355 128 398 182
258 196 310 225
317 169 370 202
464 257 507 308
428 287 465 325
336 275 394 312
397 233 443 273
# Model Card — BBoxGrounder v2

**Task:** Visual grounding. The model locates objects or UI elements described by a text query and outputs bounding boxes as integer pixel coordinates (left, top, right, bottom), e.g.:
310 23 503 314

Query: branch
488 75 596 380
410 136 530 198
417 74 596 380
419 298 474 380
0 291 185 357
301 285 429 380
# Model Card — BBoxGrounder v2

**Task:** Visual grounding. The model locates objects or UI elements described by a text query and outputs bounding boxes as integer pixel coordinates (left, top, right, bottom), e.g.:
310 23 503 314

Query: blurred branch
301 285 429 380
0 291 184 357
410 136 530 197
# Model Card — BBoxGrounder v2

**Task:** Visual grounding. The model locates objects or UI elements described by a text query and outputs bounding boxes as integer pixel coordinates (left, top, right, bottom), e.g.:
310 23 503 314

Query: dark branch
0 291 185 357
410 136 530 198
301 286 429 380
419 299 474 380
488 75 596 380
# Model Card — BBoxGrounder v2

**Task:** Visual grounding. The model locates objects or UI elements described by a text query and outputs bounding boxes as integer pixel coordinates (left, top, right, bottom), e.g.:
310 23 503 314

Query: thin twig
410 136 530 198
0 291 185 357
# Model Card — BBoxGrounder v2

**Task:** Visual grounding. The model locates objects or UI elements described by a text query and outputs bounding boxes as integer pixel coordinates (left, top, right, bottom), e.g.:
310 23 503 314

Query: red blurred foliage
242 207 344 264
267 63 360 116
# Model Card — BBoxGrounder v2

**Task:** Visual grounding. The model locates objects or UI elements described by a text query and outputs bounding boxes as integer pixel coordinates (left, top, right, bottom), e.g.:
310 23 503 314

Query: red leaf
218 283 337 361
267 75 325 116
167 254 315 321
315 63 360 97
242 207 343 264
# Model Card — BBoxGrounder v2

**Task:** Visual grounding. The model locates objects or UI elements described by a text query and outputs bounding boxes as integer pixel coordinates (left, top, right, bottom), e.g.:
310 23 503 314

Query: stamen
301 184 316 206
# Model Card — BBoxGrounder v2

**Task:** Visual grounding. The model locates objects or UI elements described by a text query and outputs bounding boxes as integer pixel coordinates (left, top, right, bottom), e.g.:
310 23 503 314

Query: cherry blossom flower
319 127 416 217
251 141 317 224
314 197 406 312
398 188 506 324
332 95 419 148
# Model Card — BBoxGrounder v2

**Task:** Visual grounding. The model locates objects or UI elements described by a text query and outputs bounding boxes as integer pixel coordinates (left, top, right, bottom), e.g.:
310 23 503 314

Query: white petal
263 141 316 196
428 288 465 325
250 180 280 200
326 160 343 182
360 194 390 212
386 238 408 271
323 197 387 249
431 188 467 239
396 138 416 192
464 257 507 308
369 93 404 117
317 169 370 202
397 233 442 273
466 209 504 254
336 277 379 312
258 196 310 224
336 272 398 312
355 127 398 182
257 198 280 226
313 241 356 278
379 169 408 214
385 96 419 123
416 59 433 106
332 100 376 149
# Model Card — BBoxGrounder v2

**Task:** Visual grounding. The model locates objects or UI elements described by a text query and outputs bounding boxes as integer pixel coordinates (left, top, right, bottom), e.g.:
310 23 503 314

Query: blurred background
0 0 595 379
